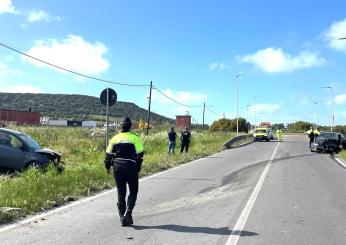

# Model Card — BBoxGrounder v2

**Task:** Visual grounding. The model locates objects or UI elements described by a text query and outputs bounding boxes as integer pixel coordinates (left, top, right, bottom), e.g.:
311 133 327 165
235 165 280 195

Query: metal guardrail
222 134 254 150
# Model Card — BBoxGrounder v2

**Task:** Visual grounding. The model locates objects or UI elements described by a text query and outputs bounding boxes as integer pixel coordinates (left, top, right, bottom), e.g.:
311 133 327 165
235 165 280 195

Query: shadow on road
132 224 258 236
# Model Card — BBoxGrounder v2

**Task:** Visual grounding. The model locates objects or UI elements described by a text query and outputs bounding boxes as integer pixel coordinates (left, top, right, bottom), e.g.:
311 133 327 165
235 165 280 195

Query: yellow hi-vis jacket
105 131 144 170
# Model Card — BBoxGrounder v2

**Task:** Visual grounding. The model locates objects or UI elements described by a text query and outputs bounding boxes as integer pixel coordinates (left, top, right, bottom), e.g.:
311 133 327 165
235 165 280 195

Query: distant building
260 122 271 128
48 119 97 127
176 115 191 129
0 108 40 125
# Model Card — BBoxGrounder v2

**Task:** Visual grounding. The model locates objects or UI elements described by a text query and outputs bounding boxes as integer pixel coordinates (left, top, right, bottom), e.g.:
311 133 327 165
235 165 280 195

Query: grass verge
339 150 346 162
0 127 233 224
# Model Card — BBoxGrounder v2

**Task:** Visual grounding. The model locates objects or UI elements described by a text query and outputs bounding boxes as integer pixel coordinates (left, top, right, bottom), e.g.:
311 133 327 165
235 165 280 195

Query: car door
0 132 27 170
340 134 346 149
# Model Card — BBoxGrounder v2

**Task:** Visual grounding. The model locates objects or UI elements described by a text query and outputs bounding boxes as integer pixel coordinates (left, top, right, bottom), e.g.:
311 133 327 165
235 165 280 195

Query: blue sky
1 0 346 126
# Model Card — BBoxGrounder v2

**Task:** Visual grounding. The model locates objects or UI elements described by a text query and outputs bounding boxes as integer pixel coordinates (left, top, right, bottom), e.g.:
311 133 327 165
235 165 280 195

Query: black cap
120 117 132 127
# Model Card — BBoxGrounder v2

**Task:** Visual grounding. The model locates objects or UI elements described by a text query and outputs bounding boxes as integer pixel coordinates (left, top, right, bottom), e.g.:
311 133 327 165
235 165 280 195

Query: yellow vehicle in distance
253 127 270 142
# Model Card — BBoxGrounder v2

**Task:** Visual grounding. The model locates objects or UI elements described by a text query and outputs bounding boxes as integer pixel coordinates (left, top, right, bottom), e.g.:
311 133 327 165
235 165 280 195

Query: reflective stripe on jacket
106 132 144 162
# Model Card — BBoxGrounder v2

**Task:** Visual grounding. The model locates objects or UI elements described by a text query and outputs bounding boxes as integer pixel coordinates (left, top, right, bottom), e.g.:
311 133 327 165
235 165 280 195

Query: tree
210 117 248 132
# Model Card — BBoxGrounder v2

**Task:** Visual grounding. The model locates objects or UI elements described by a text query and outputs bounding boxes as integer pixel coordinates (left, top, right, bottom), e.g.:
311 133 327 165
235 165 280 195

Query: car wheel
27 161 41 169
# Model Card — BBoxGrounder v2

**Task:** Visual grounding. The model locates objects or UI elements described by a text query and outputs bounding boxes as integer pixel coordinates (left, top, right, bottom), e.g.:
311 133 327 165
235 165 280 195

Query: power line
205 105 222 117
1 41 225 115
0 42 149 87
153 86 204 108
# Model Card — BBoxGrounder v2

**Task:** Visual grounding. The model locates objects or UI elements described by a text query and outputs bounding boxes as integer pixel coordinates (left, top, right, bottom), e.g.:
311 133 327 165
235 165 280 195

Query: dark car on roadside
311 132 346 153
0 128 61 171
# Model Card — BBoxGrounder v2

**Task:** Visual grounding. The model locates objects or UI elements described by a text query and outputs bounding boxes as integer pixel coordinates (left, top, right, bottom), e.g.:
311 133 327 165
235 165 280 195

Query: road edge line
334 155 346 169
225 142 280 245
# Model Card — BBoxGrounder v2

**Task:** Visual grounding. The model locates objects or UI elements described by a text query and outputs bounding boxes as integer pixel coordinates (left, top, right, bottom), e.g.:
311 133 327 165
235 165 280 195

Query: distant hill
0 93 174 123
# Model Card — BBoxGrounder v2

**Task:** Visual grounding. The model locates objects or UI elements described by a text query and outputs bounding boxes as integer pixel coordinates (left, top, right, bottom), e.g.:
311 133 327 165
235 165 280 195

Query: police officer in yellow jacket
105 117 144 226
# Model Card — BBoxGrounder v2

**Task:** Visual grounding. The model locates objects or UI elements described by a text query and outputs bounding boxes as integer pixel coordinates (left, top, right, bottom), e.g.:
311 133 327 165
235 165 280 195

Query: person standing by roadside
307 126 315 148
180 127 191 153
104 117 144 227
276 128 283 141
168 127 177 154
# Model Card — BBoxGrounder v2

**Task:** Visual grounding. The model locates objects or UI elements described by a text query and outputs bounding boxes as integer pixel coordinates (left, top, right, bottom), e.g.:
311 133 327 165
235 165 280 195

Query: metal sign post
100 88 117 149
106 88 109 147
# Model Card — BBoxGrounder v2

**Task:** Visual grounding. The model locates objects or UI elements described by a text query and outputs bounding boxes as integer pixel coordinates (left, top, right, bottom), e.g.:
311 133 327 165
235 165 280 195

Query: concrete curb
334 155 346 169
229 140 253 149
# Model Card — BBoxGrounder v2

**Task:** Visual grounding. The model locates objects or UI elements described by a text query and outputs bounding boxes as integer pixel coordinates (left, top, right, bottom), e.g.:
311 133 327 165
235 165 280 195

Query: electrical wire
153 86 204 108
0 42 149 87
205 105 223 117
1 42 227 115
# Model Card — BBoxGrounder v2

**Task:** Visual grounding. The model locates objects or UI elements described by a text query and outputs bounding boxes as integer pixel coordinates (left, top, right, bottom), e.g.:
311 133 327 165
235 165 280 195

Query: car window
0 132 23 149
255 129 267 134
0 132 12 147
18 134 40 151
11 136 24 150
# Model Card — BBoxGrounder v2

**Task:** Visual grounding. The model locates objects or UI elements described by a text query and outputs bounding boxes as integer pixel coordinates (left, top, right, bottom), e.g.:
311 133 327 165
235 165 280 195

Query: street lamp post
254 96 258 128
321 86 334 132
246 104 252 122
236 73 245 136
246 104 252 131
312 101 318 130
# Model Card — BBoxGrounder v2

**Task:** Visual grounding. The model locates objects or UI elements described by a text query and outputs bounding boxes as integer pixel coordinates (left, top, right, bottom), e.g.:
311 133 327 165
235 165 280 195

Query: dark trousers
113 165 138 216
180 141 190 153
309 137 314 148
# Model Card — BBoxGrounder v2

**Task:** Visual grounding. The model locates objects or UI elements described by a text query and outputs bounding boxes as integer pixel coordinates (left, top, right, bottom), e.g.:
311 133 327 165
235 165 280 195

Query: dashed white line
226 142 280 245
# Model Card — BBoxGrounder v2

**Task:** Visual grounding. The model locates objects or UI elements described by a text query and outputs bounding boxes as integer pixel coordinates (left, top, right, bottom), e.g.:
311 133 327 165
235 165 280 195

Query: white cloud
324 18 346 53
0 85 42 93
335 93 346 104
0 0 18 14
152 89 207 106
23 35 110 76
0 61 22 77
209 62 226 70
238 47 326 73
249 103 281 114
299 97 309 105
27 9 61 23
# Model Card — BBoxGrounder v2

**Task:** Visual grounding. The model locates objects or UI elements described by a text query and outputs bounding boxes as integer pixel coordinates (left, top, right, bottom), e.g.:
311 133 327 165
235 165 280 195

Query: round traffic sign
100 88 117 106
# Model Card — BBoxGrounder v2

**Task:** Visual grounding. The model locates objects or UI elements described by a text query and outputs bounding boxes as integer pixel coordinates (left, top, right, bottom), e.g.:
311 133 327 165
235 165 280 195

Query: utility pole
202 102 205 129
146 81 153 135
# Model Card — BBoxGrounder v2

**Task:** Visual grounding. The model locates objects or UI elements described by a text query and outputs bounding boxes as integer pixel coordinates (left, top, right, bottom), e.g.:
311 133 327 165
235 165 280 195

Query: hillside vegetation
0 92 173 122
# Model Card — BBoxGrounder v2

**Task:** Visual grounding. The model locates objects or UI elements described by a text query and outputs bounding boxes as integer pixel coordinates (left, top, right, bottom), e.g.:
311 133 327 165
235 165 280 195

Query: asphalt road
1 135 345 245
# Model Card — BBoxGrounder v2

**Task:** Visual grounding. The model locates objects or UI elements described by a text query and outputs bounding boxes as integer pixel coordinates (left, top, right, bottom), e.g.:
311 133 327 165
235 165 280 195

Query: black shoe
123 212 133 226
120 216 128 226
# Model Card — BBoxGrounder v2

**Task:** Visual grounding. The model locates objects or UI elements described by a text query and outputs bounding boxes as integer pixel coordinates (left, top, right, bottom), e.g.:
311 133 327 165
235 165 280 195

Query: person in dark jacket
168 127 177 154
180 127 191 153
104 117 144 226
307 127 315 148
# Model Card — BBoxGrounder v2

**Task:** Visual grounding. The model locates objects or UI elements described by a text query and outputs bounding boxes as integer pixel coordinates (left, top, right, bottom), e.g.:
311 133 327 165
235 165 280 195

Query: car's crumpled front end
35 148 61 164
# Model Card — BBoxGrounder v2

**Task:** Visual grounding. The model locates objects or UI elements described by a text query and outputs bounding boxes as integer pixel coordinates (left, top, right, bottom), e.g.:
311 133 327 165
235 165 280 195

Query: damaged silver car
0 128 61 171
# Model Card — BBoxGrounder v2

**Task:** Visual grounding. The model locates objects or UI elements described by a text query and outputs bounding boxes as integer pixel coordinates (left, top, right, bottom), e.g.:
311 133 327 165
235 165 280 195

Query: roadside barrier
222 134 253 150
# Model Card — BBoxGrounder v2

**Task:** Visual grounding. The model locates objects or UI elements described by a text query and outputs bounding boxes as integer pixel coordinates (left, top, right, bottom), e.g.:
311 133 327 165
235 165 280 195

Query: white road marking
0 151 219 234
335 156 346 168
226 142 280 245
